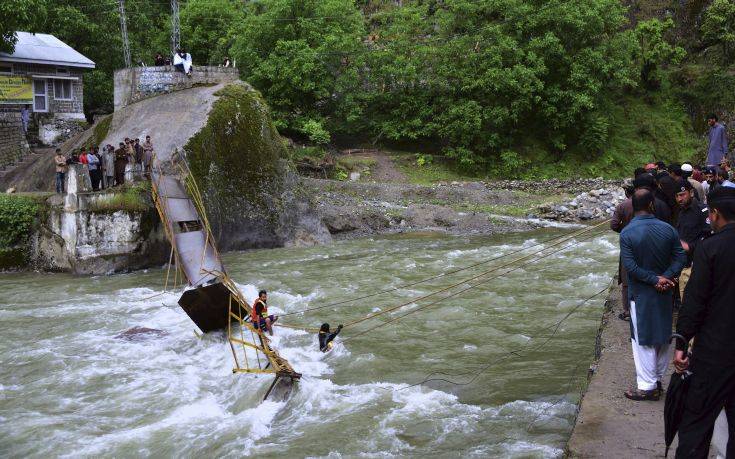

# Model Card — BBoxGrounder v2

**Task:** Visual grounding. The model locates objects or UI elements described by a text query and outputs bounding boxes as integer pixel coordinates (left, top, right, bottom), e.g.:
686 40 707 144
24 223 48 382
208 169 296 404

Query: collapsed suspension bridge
149 154 610 400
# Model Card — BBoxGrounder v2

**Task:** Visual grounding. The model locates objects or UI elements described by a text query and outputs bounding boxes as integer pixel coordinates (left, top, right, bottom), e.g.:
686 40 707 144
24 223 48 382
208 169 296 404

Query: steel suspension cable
278 220 609 319
340 228 608 338
398 280 614 389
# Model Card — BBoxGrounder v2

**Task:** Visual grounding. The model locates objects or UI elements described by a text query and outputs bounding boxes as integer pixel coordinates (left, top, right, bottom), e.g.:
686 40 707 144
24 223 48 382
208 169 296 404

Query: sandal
618 312 630 321
624 387 660 401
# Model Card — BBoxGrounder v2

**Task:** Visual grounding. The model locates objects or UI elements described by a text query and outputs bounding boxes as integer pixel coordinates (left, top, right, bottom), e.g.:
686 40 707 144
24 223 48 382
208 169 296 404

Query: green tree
701 0 735 64
42 0 171 114
344 0 637 166
230 0 366 141
634 18 686 90
0 0 46 53
180 0 244 65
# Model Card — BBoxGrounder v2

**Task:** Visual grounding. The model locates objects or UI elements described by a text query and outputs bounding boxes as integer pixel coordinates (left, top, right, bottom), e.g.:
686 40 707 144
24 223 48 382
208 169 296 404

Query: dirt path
342 148 406 182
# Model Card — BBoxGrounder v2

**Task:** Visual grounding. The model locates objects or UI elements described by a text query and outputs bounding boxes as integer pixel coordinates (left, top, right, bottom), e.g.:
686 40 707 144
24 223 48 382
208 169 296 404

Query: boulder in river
114 326 168 341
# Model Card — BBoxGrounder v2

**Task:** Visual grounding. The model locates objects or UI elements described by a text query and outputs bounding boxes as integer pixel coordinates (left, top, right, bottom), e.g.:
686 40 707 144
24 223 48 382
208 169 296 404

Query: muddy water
0 228 618 457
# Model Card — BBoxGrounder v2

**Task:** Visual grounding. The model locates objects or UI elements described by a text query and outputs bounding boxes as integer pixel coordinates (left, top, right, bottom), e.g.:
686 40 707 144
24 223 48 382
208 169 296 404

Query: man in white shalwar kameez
173 49 193 76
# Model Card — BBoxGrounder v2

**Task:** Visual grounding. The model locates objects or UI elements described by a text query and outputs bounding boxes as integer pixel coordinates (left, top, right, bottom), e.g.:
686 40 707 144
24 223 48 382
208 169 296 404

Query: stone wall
4 63 85 115
113 66 239 111
1 63 87 147
0 112 30 170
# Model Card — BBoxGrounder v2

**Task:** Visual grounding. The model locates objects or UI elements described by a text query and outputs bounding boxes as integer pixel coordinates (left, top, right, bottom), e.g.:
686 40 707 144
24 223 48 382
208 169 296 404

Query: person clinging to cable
318 323 343 352
251 290 278 336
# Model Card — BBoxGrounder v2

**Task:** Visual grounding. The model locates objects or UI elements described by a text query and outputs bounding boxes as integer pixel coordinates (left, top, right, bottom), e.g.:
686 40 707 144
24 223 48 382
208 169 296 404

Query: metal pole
171 0 180 55
118 0 131 68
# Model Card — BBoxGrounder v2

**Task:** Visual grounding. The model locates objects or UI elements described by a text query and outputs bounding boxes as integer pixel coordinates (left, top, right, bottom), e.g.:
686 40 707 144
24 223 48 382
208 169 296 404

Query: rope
341 231 607 342
399 279 613 389
278 220 609 319
338 226 607 332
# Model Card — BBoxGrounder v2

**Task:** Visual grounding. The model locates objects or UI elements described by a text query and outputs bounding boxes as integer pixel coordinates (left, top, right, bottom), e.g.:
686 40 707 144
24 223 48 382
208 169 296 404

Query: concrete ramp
101 83 226 161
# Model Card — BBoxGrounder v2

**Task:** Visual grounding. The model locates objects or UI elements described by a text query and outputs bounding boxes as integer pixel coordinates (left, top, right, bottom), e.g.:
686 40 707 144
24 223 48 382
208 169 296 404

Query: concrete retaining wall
113 66 239 111
29 164 168 274
0 113 30 170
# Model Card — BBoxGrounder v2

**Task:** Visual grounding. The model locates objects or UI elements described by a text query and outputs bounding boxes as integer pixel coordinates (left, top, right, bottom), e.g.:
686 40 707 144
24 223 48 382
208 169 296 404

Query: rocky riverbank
536 185 626 222
302 177 617 239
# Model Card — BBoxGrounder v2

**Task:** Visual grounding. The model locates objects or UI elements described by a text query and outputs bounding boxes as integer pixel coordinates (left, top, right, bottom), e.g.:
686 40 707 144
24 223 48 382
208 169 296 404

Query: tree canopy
2 0 725 175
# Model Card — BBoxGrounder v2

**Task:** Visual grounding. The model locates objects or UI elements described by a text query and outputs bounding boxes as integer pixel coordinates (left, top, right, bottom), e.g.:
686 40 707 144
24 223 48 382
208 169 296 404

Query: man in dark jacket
621 189 686 401
673 187 735 458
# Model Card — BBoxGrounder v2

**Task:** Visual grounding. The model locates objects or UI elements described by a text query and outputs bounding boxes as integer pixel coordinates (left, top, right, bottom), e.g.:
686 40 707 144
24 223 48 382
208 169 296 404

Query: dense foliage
0 195 40 248
5 0 731 176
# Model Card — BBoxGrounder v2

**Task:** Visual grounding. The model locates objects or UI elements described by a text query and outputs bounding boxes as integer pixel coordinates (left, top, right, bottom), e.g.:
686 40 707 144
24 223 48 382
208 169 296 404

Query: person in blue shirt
706 114 729 168
620 189 687 401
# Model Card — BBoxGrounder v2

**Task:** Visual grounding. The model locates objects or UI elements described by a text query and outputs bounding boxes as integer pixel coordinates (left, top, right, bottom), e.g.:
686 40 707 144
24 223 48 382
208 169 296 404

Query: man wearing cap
673 187 735 457
702 167 719 201
681 163 705 202
705 113 729 168
674 178 710 298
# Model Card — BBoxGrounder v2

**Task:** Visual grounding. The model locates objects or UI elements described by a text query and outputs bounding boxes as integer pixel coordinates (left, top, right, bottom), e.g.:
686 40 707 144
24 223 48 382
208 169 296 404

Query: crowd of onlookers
610 113 735 457
53 136 154 194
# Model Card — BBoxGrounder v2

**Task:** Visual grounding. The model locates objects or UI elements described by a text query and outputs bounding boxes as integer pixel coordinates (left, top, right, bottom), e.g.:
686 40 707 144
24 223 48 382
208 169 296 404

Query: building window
56 67 69 75
54 79 72 100
0 63 11 75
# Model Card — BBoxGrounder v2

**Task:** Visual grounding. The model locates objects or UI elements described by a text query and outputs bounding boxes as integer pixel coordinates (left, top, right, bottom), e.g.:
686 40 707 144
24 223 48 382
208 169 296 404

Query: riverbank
303 177 623 239
566 284 673 457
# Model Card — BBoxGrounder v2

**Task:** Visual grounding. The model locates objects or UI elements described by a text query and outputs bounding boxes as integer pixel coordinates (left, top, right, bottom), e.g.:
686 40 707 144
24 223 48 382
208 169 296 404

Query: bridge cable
397 279 614 389
340 229 608 338
278 220 609 319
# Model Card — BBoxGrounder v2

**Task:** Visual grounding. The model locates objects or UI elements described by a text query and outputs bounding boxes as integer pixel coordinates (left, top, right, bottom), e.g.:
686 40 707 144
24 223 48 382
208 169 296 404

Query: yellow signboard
0 75 33 104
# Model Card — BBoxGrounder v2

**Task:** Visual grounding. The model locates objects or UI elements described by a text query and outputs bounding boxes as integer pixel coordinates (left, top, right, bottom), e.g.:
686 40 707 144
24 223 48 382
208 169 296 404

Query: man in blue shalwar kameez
620 189 687 400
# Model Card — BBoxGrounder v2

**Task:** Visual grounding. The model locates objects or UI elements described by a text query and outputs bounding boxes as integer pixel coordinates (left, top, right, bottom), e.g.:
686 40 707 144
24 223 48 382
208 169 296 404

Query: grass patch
455 192 572 217
92 114 112 146
291 145 327 162
381 95 699 181
335 155 377 171
0 194 42 248
87 182 150 213
391 152 481 184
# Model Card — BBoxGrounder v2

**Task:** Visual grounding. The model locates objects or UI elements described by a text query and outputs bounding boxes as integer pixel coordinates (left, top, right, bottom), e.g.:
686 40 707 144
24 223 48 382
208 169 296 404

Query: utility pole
171 0 180 55
118 0 131 68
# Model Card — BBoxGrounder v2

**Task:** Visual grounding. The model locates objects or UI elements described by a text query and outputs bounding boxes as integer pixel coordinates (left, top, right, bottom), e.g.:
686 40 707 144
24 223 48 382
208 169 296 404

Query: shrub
0 195 39 248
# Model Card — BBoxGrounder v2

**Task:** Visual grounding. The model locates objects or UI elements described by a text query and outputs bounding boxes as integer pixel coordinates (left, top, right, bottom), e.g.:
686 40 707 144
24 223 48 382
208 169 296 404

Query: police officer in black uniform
674 186 735 458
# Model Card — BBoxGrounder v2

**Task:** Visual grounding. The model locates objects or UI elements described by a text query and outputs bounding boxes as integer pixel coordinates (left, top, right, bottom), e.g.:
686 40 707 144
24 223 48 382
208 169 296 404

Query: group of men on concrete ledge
52 136 154 194
611 157 735 456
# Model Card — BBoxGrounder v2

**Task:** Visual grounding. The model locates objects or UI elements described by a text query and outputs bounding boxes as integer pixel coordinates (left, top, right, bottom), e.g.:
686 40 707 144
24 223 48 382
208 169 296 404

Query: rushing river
0 228 618 458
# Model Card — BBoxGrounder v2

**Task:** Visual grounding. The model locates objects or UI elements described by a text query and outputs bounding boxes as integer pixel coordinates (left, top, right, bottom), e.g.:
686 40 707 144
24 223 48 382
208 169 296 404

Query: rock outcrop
182 83 331 249
537 186 626 222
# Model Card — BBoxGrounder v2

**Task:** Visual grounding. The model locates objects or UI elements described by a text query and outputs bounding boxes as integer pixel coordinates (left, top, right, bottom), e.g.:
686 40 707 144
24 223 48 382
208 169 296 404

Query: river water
0 228 618 458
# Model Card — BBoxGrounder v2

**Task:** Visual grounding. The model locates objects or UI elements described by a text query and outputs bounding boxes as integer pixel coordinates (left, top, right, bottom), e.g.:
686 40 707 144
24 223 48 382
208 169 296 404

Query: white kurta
173 53 192 73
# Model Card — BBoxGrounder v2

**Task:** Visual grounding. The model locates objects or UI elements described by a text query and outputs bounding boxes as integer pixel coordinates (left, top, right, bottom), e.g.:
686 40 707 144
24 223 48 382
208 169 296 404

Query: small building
0 31 95 156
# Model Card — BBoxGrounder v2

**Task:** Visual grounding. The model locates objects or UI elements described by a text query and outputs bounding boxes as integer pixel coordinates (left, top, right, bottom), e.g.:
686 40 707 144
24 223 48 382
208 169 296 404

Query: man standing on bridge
620 189 686 401
673 187 735 458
